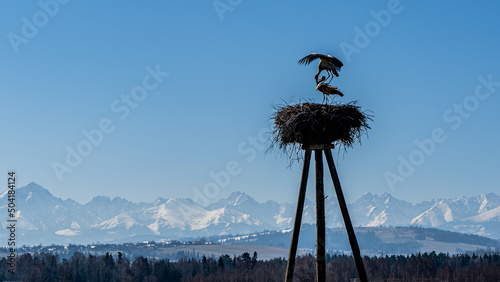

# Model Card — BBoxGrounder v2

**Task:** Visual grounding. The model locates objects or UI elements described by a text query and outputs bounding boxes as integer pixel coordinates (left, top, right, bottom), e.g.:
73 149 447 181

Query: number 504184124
7 171 16 218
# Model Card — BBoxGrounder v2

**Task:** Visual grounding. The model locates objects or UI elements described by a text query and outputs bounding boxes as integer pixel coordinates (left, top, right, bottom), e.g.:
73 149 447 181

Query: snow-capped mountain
349 192 422 227
1 182 500 246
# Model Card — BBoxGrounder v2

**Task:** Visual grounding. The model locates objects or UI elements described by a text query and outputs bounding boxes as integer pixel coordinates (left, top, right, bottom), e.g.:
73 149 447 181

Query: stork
316 76 344 103
298 53 343 84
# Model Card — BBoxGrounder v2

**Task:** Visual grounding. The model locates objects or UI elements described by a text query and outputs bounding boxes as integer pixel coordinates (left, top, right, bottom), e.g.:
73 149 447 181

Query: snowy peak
153 197 168 206
357 192 378 203
477 193 500 213
86 196 112 205
208 191 259 210
409 193 500 229
465 206 500 223
225 191 257 206
85 195 132 207
16 182 55 200
350 192 416 227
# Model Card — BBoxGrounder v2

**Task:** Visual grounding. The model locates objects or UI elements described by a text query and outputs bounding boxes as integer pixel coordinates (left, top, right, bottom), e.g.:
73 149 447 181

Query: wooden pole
324 149 368 282
285 150 312 282
315 150 326 282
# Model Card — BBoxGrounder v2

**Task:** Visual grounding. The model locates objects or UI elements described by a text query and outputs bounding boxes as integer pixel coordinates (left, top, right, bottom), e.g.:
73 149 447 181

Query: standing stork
316 76 344 103
298 53 343 84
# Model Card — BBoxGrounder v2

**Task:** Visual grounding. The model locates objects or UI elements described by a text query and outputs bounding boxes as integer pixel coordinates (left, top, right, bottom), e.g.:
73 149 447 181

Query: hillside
215 225 500 256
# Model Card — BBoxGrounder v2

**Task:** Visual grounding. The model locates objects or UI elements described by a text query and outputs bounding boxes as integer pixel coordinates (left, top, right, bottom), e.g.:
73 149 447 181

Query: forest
1 251 499 281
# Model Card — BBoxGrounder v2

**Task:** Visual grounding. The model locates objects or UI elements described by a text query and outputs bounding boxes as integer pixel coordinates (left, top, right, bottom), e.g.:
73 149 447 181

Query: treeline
1 251 499 281
5 239 215 261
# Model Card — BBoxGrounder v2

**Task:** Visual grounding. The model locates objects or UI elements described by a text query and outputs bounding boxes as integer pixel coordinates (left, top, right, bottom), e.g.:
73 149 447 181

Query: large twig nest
271 102 371 157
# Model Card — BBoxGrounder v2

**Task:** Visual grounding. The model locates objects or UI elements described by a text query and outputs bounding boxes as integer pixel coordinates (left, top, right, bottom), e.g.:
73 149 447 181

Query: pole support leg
315 150 326 282
285 150 312 282
324 149 368 282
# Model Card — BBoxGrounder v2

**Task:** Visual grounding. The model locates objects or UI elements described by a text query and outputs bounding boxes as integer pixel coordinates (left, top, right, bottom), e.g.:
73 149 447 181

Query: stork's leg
325 72 331 83
328 71 334 84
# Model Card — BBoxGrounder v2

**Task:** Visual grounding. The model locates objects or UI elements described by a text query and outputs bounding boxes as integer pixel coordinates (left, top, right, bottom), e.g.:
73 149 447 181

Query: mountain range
1 182 500 246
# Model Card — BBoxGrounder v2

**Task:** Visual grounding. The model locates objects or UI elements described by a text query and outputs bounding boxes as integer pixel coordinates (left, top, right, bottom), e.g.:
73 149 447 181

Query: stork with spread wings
298 53 343 84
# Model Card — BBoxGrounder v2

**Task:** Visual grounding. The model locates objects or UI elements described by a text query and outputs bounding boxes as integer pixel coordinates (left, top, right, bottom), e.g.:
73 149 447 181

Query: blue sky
1 1 499 205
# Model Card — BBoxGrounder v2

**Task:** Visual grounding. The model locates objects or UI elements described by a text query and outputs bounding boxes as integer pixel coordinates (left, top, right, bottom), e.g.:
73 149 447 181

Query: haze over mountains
1 182 500 246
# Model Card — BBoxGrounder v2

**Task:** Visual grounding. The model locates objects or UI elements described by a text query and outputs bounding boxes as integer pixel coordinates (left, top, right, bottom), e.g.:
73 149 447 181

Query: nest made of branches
270 101 371 158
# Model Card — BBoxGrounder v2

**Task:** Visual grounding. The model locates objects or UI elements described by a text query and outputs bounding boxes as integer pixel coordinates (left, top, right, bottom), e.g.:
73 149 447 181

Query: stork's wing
326 55 343 69
327 88 343 97
297 53 329 65
298 53 343 69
